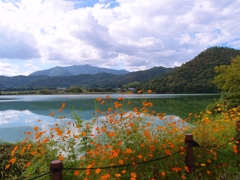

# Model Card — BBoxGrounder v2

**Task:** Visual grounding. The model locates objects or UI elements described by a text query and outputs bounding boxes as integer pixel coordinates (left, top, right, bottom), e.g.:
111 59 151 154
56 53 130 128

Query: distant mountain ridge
29 64 129 76
1 47 240 93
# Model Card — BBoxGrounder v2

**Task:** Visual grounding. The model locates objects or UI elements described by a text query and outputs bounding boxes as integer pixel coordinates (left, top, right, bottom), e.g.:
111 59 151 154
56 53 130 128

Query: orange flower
125 148 132 154
108 132 115 138
160 171 165 176
43 137 49 143
147 90 152 93
101 173 110 180
184 166 190 173
9 157 17 164
5 164 10 170
137 155 142 159
61 102 66 109
115 173 121 177
118 160 124 165
82 131 87 137
33 126 38 131
207 170 211 174
101 126 106 132
25 162 31 167
31 151 37 156
131 172 137 178
122 170 126 174
165 149 171 155
86 169 90 175
96 98 102 101
74 170 80 176
117 141 122 146
181 175 186 179
49 111 54 116
58 154 64 161
117 97 124 101
137 90 142 94
95 168 101 174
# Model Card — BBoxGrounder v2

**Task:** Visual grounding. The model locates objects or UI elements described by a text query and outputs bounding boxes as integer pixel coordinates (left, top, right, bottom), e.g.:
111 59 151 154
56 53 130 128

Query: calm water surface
0 94 220 142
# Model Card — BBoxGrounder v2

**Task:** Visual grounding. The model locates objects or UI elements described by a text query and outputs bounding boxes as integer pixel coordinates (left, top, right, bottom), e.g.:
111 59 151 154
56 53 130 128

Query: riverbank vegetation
1 91 240 179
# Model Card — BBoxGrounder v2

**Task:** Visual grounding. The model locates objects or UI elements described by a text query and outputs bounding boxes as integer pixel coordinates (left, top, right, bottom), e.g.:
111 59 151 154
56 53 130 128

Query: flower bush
3 91 240 179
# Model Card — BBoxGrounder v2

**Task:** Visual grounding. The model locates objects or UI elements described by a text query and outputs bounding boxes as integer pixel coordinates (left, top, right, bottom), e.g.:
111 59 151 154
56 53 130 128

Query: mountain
140 46 240 93
0 75 48 90
1 46 240 92
0 66 174 90
29 64 129 76
23 66 175 89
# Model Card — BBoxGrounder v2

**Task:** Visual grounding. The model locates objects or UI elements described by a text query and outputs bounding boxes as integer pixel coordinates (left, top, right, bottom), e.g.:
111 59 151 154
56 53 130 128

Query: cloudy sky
0 0 239 76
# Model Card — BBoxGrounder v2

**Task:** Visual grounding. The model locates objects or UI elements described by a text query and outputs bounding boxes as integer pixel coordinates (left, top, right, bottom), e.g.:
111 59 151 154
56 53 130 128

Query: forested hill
0 66 175 90
141 47 240 93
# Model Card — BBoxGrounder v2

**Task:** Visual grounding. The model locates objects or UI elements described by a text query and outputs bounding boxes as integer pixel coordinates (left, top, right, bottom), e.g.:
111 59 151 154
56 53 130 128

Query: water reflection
0 94 219 142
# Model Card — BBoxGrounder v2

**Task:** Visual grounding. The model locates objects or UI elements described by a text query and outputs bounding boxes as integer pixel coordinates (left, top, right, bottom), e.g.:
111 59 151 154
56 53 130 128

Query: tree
213 56 240 109
213 55 240 96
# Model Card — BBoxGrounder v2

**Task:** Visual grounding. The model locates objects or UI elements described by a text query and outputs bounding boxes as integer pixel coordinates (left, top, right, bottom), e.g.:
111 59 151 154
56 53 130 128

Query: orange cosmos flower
101 126 106 132
9 157 17 164
131 172 137 178
82 131 87 137
5 164 11 170
33 126 38 131
165 149 171 155
25 162 31 167
58 154 64 161
160 171 165 176
181 175 186 179
101 173 110 180
115 173 121 177
49 111 54 116
95 168 101 174
108 132 115 138
74 170 80 176
125 148 132 154
85 169 90 175
147 90 152 93
61 102 66 109
118 160 124 165
96 98 102 101
184 166 190 173
43 137 49 143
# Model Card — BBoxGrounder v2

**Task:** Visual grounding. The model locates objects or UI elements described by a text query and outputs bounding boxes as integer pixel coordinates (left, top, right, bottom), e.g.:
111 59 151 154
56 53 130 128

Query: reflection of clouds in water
24 110 39 123
0 110 20 125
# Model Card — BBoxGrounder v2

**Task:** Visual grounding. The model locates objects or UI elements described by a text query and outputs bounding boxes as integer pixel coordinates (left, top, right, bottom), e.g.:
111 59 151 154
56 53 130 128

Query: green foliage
213 56 240 109
213 56 240 95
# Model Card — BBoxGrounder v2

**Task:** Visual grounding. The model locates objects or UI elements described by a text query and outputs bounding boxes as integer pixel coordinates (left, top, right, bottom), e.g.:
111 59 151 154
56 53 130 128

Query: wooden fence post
50 160 63 180
237 120 240 155
185 134 194 174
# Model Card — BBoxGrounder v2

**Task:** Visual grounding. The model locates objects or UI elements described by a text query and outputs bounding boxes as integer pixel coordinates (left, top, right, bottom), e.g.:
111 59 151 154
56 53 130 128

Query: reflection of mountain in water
0 94 220 120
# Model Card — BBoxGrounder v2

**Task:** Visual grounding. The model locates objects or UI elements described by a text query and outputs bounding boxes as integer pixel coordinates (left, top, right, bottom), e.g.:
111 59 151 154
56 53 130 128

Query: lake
0 94 220 142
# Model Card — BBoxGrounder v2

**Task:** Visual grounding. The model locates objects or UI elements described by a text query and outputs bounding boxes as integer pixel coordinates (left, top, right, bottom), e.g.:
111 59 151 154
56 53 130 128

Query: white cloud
0 62 19 76
0 0 239 75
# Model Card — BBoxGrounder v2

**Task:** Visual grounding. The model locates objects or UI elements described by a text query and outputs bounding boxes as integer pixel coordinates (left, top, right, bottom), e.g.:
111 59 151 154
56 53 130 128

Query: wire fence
25 120 240 180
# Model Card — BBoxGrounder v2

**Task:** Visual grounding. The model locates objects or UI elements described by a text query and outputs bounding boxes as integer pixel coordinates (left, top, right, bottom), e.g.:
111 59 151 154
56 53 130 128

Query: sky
0 0 240 76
